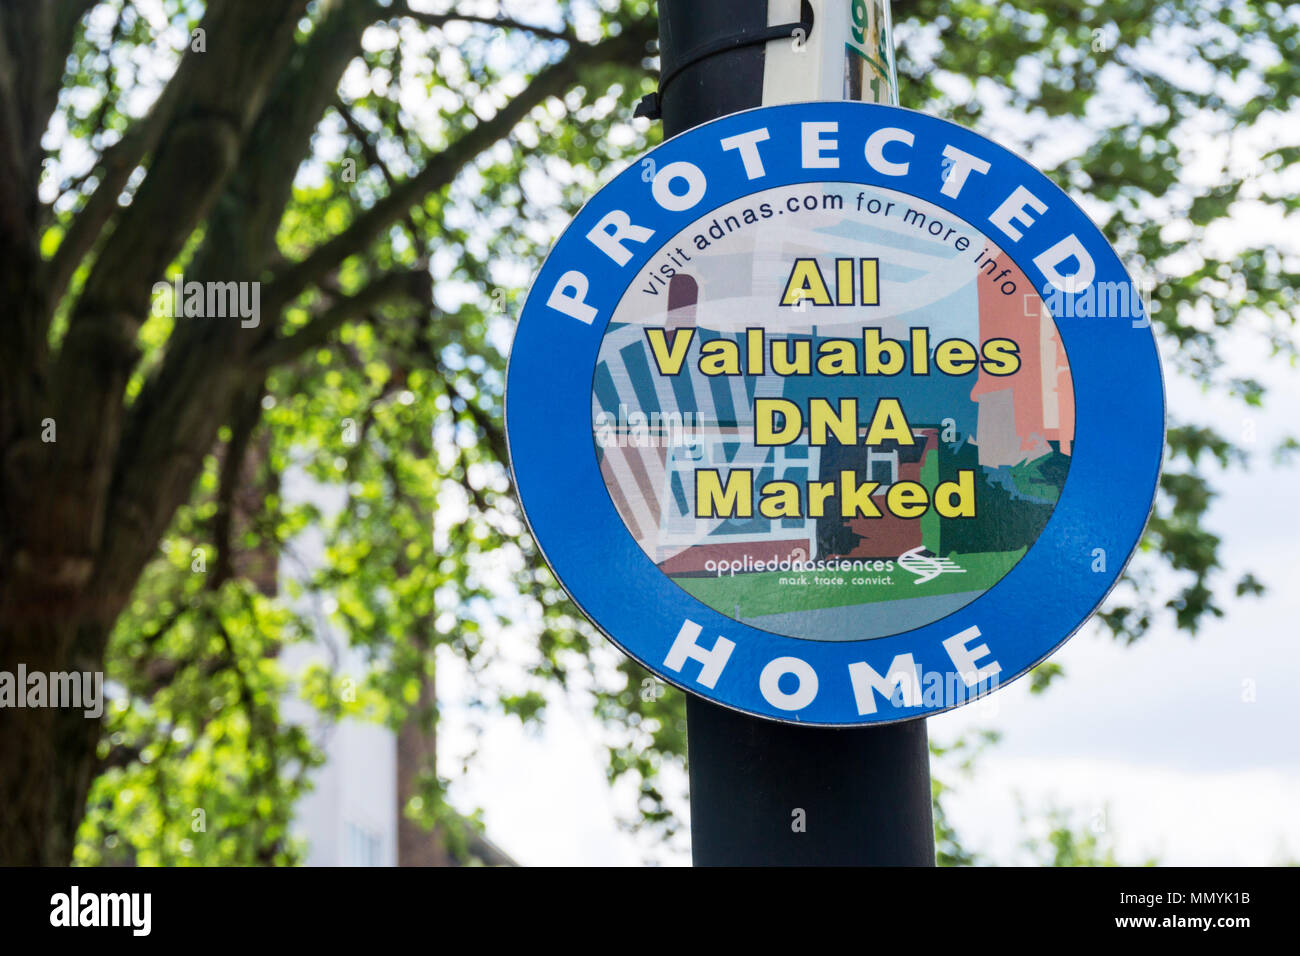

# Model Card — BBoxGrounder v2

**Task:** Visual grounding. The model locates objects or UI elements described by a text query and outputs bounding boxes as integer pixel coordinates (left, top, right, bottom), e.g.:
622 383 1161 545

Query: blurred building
278 473 515 867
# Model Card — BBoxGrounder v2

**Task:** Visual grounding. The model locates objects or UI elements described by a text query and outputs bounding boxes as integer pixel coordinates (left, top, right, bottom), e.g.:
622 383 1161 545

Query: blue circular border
506 102 1165 726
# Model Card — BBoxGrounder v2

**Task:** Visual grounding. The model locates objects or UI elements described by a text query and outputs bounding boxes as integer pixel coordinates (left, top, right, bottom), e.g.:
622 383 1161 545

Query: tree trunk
0 604 110 864
396 667 453 867
0 0 651 867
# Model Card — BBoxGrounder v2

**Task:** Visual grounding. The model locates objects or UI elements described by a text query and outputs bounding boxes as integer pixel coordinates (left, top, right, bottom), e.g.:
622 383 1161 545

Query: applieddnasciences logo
0 665 103 718
897 546 966 585
49 886 151 936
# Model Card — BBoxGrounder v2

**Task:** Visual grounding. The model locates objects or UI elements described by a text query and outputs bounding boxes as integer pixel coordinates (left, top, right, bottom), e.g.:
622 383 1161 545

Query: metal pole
653 0 935 867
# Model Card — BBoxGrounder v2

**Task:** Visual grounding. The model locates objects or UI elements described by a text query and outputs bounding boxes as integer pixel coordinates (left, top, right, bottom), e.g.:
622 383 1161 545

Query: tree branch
393 0 577 43
334 97 395 186
59 0 311 344
89 8 651 630
0 13 30 245
263 24 654 311
253 268 432 370
88 0 386 619
43 66 185 311
333 95 425 244
30 0 310 594
0 0 97 246
209 382 266 590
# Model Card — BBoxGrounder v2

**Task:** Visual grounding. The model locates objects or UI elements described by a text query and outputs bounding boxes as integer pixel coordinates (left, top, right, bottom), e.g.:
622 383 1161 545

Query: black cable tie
634 19 813 121
633 90 661 120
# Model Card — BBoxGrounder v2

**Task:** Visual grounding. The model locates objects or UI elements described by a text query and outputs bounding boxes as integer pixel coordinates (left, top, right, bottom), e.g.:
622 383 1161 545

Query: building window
345 821 382 867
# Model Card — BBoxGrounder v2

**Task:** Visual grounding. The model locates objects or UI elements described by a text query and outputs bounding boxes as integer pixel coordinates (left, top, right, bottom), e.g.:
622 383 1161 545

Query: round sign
506 101 1163 726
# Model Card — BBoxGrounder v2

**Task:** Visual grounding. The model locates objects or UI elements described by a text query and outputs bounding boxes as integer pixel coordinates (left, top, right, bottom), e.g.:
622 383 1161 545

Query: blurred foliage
40 0 1298 864
932 732 1161 866
1019 802 1159 866
932 729 1001 866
